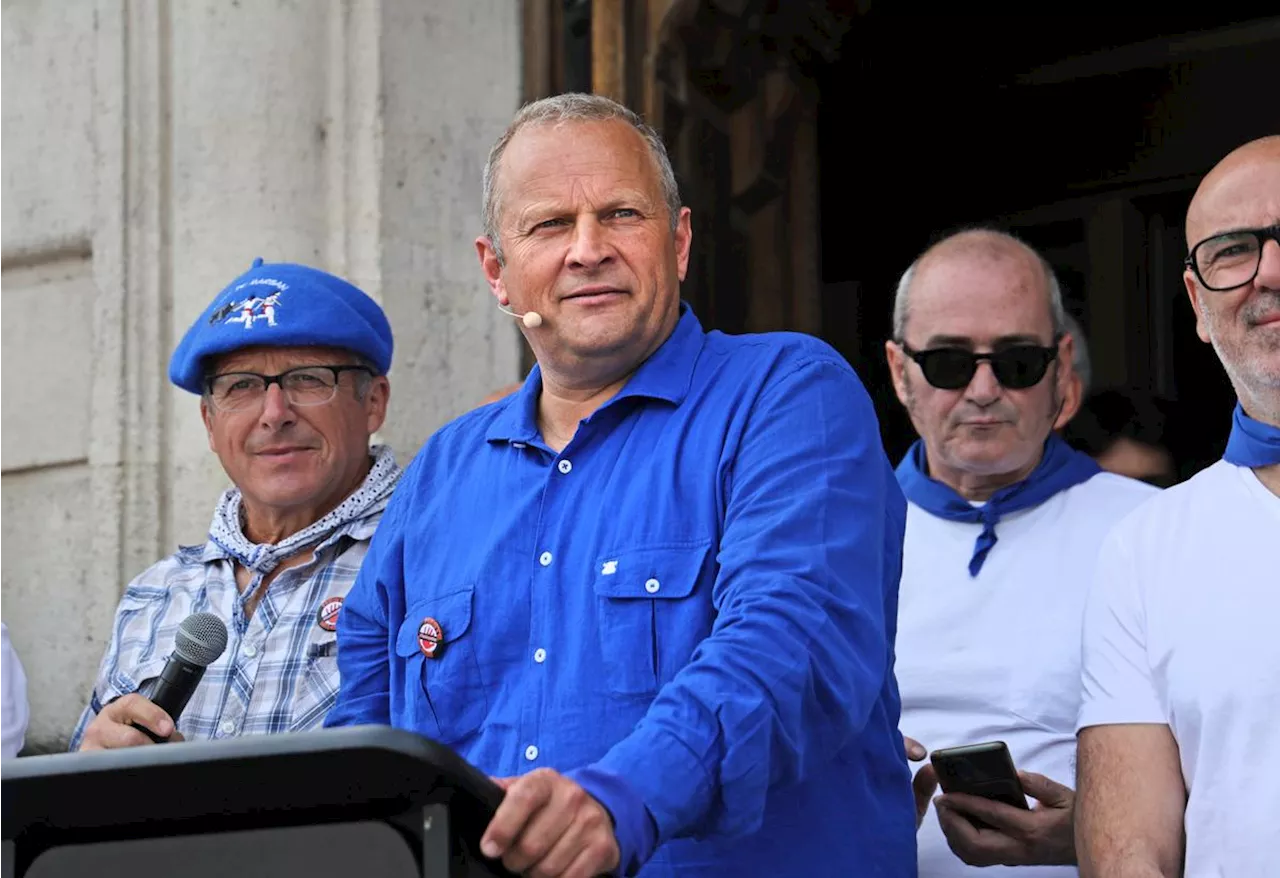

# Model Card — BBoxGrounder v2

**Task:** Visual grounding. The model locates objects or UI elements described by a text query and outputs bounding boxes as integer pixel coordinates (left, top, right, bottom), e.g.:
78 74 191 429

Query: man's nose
1255 237 1280 288
965 360 1002 405
565 217 612 270
258 383 297 428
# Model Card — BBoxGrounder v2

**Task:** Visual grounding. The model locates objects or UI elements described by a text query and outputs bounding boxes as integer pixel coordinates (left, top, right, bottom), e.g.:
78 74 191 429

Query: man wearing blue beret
72 259 401 750
327 94 915 877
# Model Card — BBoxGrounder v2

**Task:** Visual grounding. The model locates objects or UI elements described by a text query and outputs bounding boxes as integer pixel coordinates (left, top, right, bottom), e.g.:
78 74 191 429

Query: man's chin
242 470 325 505
558 320 643 361
948 440 1030 476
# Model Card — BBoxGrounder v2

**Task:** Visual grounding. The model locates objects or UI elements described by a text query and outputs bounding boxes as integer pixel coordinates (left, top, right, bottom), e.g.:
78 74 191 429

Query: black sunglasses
899 340 1060 390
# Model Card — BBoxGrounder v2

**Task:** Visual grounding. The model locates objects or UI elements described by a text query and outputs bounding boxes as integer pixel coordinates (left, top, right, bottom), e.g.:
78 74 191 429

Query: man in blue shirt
327 93 915 877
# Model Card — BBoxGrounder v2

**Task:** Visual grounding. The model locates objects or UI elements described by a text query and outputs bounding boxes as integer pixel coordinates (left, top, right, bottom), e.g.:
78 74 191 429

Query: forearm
1079 852 1177 878
1076 726 1185 878
1076 789 1175 877
1077 799 1182 878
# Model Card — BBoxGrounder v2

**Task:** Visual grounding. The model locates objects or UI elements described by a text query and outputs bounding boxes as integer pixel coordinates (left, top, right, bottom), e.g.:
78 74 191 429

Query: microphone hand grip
127 655 207 743
121 612 227 744
150 655 207 719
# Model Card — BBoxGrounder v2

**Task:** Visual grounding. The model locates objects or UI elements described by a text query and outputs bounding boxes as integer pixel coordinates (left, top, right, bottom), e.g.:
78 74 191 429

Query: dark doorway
814 14 1280 468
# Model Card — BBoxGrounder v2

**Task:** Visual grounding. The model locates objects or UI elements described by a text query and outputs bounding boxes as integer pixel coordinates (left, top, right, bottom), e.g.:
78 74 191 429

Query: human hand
77 693 184 750
934 771 1076 866
481 768 620 877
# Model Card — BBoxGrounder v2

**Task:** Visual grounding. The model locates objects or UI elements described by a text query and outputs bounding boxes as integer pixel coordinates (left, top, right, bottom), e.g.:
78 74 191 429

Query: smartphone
929 741 1028 810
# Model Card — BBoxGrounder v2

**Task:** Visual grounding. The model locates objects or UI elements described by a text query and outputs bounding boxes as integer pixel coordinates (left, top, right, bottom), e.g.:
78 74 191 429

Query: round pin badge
418 617 444 658
316 597 344 632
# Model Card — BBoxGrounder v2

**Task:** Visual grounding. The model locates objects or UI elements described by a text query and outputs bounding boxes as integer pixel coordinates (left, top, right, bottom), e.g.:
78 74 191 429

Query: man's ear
1054 335 1083 431
476 236 508 305
364 376 391 435
673 207 693 282
200 397 217 453
1184 269 1211 344
885 340 911 409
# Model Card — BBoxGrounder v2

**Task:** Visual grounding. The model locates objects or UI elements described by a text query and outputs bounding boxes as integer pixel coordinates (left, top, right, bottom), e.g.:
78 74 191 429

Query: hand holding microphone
78 613 228 750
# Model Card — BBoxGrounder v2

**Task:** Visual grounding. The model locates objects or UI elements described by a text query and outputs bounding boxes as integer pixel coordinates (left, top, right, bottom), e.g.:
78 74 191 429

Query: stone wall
1 0 522 751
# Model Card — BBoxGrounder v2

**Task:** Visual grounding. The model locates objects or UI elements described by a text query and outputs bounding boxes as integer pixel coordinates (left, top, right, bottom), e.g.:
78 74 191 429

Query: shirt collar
485 302 705 444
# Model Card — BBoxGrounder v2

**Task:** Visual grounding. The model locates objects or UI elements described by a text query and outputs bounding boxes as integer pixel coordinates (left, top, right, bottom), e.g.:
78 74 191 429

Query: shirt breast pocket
291 634 340 732
395 586 489 745
592 541 715 698
104 658 170 708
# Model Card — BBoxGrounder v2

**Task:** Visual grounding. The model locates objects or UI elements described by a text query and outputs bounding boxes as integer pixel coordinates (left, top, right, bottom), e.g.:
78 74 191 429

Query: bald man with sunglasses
885 229 1157 876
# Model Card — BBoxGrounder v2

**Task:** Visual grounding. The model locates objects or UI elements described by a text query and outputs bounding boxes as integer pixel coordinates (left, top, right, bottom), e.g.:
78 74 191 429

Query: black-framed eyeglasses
205 365 374 412
1184 224 1280 292
899 341 1060 390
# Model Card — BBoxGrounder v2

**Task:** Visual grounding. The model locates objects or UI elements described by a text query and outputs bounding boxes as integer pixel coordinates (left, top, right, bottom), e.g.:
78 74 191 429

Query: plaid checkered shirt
70 447 401 749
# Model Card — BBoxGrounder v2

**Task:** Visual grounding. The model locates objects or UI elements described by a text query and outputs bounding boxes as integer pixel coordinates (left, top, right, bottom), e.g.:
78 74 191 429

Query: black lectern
1 726 516 878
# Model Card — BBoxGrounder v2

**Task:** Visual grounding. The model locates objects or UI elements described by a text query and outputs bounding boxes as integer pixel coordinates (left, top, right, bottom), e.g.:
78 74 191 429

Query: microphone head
174 613 229 667
522 311 543 329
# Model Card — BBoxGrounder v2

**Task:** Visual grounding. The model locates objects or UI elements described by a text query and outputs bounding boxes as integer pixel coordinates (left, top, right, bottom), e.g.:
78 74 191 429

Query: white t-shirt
1078 460 1280 876
2 622 30 759
897 473 1158 877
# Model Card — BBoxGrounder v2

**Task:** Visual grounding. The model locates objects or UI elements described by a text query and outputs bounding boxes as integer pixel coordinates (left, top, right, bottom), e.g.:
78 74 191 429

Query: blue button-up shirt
327 306 915 876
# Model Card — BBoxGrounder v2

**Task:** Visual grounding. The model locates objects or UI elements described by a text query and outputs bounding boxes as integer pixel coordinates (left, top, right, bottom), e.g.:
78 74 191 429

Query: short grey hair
1062 312 1091 395
892 228 1067 342
481 93 682 264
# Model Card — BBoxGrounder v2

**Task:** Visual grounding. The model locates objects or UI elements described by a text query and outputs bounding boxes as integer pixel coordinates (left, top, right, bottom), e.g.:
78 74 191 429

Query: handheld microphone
132 612 229 742
497 301 544 328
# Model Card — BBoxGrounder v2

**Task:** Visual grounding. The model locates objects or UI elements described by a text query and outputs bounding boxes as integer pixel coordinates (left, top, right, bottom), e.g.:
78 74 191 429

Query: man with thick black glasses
1076 136 1280 876
71 259 401 750
886 229 1157 876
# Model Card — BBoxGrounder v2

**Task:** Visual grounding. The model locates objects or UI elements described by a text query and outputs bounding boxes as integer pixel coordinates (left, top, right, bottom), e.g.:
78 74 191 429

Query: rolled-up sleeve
592 357 900 842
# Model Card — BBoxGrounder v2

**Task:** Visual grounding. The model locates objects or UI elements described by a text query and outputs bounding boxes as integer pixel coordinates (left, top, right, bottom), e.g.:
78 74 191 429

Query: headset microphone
496 302 544 328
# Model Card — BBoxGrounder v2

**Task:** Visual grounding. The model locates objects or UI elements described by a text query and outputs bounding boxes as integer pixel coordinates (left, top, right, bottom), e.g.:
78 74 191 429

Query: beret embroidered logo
418 617 444 658
208 278 288 328
316 597 344 632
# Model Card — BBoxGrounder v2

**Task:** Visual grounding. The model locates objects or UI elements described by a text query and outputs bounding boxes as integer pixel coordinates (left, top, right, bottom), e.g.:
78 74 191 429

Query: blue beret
168 259 393 394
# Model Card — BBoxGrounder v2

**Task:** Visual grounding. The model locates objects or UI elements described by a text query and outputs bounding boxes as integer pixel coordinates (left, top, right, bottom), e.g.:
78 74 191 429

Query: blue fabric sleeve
568 765 659 877
325 478 407 728
591 357 899 844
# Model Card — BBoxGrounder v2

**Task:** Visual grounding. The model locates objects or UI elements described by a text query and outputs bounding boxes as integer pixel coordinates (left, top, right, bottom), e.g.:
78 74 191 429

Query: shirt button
525 745 539 761
534 648 547 663
645 578 661 594
539 551 553 567
242 645 257 658
557 459 572 474
220 720 237 735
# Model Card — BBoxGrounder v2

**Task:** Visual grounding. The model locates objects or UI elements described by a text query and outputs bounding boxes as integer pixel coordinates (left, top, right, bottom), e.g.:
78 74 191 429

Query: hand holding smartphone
929 741 1028 811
